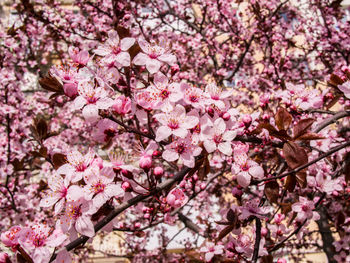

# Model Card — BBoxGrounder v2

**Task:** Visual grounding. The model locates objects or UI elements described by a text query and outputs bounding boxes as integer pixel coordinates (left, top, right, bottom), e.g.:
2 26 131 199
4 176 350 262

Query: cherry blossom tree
1 0 350 262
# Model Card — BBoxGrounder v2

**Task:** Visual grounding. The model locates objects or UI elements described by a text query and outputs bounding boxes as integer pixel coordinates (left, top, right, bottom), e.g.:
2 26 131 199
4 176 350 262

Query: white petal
218 142 232 156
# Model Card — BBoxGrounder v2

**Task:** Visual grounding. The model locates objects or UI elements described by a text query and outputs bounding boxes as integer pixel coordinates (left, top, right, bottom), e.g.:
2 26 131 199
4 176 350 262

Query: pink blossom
162 136 202 168
74 83 114 122
204 83 231 110
18 224 67 263
200 242 224 262
133 39 176 74
154 104 199 141
39 174 69 215
94 118 119 143
51 65 79 97
57 148 95 183
338 80 350 99
239 199 269 220
59 197 95 237
233 234 253 257
182 83 207 109
143 72 182 109
307 172 343 195
232 149 264 187
83 167 124 210
291 197 320 222
1 226 22 248
68 47 90 67
294 89 323 110
166 188 188 208
333 236 350 252
202 118 236 156
269 223 290 241
95 30 135 68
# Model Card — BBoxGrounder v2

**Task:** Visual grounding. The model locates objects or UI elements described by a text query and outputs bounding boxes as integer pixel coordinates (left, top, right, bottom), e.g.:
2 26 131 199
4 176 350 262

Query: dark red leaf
275 107 292 131
328 73 344 86
293 118 314 140
52 153 67 170
283 142 308 169
296 171 307 188
284 175 296 192
254 123 292 141
216 225 234 242
296 132 325 141
38 74 63 93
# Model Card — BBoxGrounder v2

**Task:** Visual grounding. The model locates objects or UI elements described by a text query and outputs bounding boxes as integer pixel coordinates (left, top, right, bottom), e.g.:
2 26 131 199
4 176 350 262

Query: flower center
112 46 121 55
32 235 45 247
168 119 179 130
87 95 98 104
192 124 201 134
75 163 87 172
189 94 199 102
60 187 67 198
160 89 170 99
241 163 249 171
149 52 158 59
213 134 223 144
68 205 82 219
301 205 309 212
175 143 186 154
93 182 106 194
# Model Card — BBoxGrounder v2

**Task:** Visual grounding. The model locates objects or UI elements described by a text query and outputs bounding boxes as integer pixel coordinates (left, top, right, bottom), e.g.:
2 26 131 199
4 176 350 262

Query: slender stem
252 217 262 262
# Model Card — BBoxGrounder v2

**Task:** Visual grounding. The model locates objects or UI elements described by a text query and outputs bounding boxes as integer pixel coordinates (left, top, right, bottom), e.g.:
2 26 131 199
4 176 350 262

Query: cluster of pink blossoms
1 13 350 262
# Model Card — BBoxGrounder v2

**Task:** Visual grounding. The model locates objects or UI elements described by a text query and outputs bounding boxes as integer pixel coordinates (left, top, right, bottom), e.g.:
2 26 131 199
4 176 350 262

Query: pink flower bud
122 181 132 192
200 183 206 190
122 169 133 179
152 150 161 157
134 222 141 228
277 259 287 263
242 114 252 126
154 166 164 177
144 213 150 219
222 112 230 121
139 155 152 170
261 227 268 237
207 107 215 117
